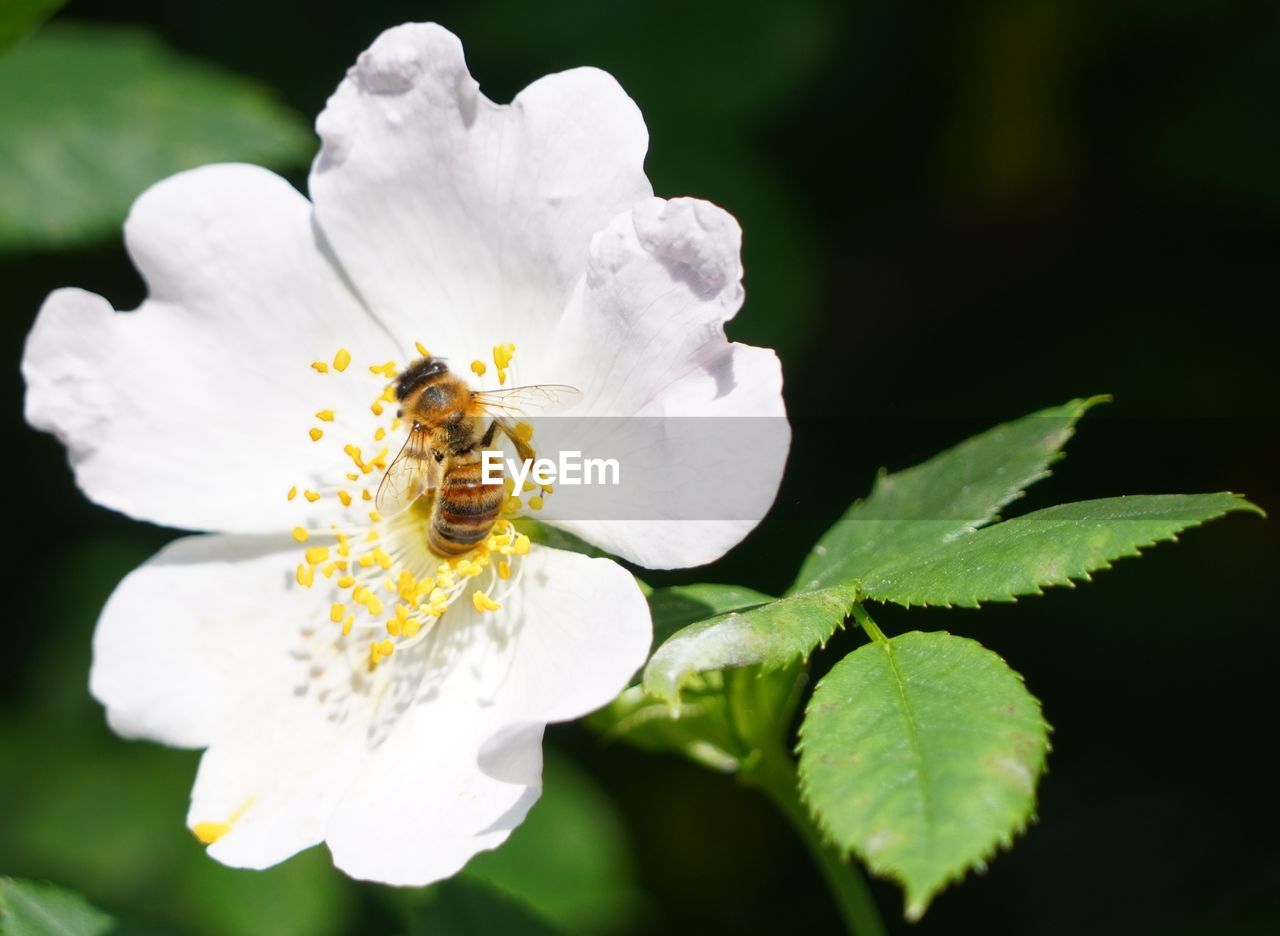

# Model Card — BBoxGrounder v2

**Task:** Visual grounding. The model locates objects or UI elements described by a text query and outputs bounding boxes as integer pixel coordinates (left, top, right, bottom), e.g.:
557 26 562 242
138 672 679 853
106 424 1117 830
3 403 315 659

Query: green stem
850 603 888 644
741 745 887 936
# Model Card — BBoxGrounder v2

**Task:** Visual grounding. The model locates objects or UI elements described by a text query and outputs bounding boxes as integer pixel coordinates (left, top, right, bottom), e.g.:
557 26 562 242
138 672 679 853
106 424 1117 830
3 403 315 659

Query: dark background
3 1 1278 934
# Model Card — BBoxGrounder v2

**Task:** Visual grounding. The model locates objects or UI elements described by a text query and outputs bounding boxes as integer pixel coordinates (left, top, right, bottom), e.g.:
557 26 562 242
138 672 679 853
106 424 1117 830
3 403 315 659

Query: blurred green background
2 1 1277 933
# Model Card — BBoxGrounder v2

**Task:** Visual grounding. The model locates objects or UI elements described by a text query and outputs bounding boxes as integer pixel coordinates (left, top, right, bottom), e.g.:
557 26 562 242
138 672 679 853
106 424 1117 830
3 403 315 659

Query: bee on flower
22 23 788 885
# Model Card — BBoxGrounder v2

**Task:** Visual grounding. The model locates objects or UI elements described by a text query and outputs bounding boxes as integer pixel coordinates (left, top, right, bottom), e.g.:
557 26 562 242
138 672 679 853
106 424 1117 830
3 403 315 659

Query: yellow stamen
513 421 534 443
513 534 531 555
498 560 511 580
374 427 386 441
296 563 314 587
333 348 352 372
338 490 352 507
472 591 502 613
470 360 487 377
528 495 544 511
192 822 231 845
311 361 329 373
304 490 320 503
309 428 324 442
287 486 298 501
330 603 345 624
337 575 356 589
377 639 395 657
291 527 309 543
305 546 329 565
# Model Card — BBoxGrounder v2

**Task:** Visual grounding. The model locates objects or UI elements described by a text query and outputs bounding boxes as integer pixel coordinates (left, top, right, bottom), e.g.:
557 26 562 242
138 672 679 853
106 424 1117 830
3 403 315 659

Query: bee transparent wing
375 428 437 517
471 384 581 417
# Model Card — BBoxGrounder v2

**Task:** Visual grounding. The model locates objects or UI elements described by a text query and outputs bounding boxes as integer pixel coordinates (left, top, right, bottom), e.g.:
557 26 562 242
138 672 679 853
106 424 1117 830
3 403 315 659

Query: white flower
21 23 788 885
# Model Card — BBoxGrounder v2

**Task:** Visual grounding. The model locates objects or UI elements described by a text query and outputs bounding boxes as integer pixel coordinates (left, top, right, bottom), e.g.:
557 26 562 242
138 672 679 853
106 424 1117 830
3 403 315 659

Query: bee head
395 356 449 401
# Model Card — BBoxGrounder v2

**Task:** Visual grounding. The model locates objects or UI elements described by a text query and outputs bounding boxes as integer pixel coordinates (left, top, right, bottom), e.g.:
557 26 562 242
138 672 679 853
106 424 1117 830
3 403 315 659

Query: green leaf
0 878 114 936
793 396 1108 593
798 631 1049 920
859 493 1262 608
462 752 646 933
646 583 774 647
0 23 312 252
0 0 64 55
642 584 856 704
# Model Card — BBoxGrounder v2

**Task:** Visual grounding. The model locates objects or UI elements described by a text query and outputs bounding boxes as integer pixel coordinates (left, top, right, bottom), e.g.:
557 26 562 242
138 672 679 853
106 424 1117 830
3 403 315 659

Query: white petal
23 164 399 534
90 533 322 748
326 546 649 885
193 699 369 870
310 22 651 364
540 197 790 568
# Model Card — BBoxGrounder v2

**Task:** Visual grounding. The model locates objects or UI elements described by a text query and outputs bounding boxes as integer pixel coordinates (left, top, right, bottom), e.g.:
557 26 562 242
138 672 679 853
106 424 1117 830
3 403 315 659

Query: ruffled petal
309 22 651 365
539 197 790 568
90 533 325 748
326 546 649 884
23 163 399 535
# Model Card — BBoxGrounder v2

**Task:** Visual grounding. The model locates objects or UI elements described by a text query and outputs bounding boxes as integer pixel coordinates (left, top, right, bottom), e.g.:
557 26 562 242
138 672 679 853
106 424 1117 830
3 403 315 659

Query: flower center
288 341 547 672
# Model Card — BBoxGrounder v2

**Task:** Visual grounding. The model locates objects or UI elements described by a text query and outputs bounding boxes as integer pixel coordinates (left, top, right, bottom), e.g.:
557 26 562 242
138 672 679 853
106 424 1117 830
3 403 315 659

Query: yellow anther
287 486 298 501
381 385 397 403
304 490 320 503
309 427 324 442
386 619 403 637
311 361 329 373
472 591 502 613
338 490 352 507
371 400 384 416
292 527 309 543
362 490 373 501
470 360 487 377
369 361 398 377
358 554 375 568
337 575 356 589
296 563 314 587
321 562 337 578
416 341 430 357
371 447 390 469
374 427 386 441
513 421 534 443
336 541 351 559
513 534 531 555
522 481 537 493
403 619 422 638
369 510 383 523
373 548 393 570
192 822 231 845
365 595 384 616
383 578 396 593
315 410 335 422
346 472 360 482
330 603 346 624
333 348 352 372
542 484 554 495
391 417 402 431
377 639 395 657
352 585 369 602
305 546 329 565
342 614 354 636
498 560 511 580
528 496 544 511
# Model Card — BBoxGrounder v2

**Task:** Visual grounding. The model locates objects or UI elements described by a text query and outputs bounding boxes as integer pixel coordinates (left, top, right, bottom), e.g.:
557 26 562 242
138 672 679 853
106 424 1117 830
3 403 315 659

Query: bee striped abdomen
428 459 504 556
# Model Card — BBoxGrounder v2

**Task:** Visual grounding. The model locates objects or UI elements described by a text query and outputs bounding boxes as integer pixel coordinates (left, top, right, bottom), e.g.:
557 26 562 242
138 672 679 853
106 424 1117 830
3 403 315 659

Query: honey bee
375 357 578 556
